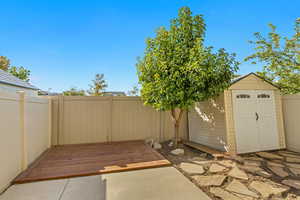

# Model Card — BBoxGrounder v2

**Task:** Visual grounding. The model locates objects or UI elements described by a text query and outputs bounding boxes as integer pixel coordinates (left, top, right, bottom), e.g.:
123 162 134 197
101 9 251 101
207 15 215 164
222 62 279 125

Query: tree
0 56 31 81
137 7 239 146
0 56 10 71
8 66 31 82
63 87 86 96
127 85 140 96
87 73 108 96
245 18 300 94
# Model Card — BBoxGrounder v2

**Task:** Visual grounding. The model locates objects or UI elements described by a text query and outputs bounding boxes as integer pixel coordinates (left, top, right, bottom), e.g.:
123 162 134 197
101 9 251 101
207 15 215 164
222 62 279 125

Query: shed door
232 90 279 153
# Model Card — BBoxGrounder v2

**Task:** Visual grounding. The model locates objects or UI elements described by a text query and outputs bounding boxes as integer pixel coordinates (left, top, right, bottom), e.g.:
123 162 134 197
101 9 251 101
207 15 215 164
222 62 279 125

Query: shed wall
188 94 227 151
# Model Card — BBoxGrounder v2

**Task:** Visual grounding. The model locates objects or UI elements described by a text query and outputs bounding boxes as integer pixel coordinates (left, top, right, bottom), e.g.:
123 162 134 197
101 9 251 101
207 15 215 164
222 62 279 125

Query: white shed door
232 90 279 153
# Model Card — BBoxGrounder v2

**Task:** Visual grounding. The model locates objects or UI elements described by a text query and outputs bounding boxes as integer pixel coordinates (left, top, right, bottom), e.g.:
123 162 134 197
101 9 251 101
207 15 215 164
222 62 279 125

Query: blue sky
0 0 299 93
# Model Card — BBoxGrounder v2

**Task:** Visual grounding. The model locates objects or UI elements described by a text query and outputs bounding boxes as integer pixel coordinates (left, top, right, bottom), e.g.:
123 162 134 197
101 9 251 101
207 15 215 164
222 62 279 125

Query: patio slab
0 179 67 200
0 167 211 200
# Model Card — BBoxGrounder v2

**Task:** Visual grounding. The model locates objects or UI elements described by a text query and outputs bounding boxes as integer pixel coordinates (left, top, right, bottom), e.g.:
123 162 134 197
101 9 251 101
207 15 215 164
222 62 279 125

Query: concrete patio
0 167 211 200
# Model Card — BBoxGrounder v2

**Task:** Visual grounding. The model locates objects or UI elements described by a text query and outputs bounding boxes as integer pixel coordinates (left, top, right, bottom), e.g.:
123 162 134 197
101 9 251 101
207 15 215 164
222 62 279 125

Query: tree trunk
171 109 184 148
174 122 179 147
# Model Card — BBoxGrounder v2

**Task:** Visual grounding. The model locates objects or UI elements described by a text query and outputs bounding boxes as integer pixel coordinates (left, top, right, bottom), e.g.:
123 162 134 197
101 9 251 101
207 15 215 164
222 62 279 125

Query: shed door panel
232 90 279 154
256 90 279 151
232 90 260 153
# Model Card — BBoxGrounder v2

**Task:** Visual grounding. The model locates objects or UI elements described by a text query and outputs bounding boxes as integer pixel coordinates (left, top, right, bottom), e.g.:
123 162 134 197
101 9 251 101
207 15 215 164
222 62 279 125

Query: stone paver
256 152 284 160
256 170 272 178
235 194 256 200
153 142 162 149
244 160 261 167
267 161 285 167
193 175 226 187
218 160 236 168
287 163 300 169
279 152 300 159
282 179 300 189
192 157 207 162
289 167 300 176
226 180 258 198
193 160 213 167
171 148 184 155
239 165 262 173
244 156 264 161
249 181 289 198
209 164 227 173
210 187 241 200
269 166 289 178
228 167 248 180
229 155 244 163
239 164 272 178
286 157 300 163
179 162 205 174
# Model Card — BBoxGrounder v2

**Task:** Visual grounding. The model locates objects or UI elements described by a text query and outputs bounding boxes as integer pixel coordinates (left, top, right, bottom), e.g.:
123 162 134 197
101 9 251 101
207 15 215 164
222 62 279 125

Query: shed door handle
255 112 259 121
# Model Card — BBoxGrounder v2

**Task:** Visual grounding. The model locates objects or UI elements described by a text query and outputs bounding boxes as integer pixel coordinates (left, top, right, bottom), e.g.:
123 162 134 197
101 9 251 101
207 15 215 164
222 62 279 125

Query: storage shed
188 73 286 154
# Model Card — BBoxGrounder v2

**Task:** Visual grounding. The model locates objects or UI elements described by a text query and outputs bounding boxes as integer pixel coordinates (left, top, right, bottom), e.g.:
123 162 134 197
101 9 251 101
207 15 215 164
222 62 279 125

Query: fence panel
59 96 111 144
111 97 161 141
0 92 22 193
25 96 50 164
0 92 50 192
51 96 188 145
282 94 300 153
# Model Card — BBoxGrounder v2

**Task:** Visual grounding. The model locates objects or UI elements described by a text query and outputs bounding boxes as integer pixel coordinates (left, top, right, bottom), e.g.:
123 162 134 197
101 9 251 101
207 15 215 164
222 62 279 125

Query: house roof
231 72 280 89
102 91 126 96
0 69 38 90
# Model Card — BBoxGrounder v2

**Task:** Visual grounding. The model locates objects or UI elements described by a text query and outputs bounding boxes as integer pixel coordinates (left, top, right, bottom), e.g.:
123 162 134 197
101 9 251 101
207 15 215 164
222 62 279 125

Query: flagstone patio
158 142 300 200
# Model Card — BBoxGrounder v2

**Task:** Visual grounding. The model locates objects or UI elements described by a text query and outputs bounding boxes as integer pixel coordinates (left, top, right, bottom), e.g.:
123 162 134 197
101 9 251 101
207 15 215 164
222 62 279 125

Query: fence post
18 92 28 170
48 98 52 148
58 95 64 145
108 96 113 142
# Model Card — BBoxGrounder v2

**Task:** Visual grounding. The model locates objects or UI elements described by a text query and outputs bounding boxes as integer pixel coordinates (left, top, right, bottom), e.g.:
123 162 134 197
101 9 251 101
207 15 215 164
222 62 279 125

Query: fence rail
51 96 188 145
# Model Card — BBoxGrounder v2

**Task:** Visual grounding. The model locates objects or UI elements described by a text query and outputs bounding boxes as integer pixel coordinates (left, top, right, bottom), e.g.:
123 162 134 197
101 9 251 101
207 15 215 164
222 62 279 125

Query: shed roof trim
231 72 280 89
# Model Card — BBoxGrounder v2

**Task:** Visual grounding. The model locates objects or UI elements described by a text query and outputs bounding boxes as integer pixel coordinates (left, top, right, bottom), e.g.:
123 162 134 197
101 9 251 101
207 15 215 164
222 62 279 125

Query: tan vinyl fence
282 94 300 153
51 96 188 145
0 92 51 192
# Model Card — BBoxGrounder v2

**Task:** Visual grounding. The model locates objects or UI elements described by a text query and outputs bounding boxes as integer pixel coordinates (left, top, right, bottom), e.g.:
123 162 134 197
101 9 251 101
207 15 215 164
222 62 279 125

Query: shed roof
231 72 280 89
0 69 38 90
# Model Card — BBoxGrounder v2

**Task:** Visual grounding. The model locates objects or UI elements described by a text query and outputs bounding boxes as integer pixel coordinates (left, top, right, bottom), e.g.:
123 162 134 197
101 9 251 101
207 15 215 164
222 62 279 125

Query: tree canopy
137 7 239 145
137 7 239 110
127 85 140 96
0 56 31 81
245 18 300 94
87 73 108 96
63 87 86 96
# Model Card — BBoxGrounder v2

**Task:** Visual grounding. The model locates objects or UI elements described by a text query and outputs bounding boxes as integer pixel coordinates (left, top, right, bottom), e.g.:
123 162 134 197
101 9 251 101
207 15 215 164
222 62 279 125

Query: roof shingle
0 69 38 90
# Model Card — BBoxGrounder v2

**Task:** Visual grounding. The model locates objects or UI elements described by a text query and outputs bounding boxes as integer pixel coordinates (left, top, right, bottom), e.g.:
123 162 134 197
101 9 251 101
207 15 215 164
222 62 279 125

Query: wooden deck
13 141 171 184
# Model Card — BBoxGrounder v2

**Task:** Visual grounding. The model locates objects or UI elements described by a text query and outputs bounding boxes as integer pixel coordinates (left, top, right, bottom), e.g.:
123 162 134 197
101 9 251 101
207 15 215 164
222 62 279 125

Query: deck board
13 140 171 184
